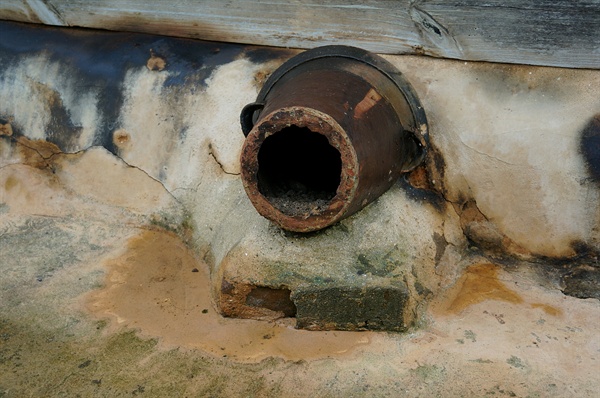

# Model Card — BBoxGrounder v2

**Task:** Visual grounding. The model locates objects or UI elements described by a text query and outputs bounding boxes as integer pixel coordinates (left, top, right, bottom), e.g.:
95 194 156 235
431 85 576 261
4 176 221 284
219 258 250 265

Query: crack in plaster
208 143 240 176
457 137 517 166
17 140 61 161
109 151 184 206
3 135 184 207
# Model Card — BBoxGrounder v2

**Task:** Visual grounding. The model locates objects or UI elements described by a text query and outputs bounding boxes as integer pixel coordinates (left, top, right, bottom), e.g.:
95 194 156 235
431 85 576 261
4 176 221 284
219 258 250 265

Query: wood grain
1 0 599 68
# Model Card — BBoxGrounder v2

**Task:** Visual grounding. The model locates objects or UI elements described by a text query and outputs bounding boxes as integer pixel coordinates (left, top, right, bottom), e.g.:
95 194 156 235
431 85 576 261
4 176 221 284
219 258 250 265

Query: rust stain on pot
240 45 428 232
354 88 382 119
86 230 377 362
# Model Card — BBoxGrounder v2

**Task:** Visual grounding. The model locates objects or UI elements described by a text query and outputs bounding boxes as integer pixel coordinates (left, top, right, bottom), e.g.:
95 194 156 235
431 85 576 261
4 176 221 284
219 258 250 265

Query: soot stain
562 267 600 300
242 46 297 64
398 175 445 211
45 91 84 152
0 21 258 155
432 232 447 264
579 114 600 185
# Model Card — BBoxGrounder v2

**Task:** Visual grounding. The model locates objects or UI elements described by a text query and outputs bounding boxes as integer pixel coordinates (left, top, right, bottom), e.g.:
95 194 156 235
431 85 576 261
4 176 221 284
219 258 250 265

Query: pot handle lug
240 102 264 137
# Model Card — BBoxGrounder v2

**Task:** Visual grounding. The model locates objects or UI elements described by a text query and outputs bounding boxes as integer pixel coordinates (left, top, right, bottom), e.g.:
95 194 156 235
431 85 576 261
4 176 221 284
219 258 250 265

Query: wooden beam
1 0 599 69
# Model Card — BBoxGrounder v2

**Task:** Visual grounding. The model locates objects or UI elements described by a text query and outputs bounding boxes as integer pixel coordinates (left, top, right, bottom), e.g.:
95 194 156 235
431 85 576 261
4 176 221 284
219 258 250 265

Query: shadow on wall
581 114 600 185
563 114 600 299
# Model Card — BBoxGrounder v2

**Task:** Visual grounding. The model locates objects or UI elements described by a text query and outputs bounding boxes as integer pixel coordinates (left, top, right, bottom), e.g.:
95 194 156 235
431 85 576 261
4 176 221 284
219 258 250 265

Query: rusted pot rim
240 45 429 165
241 106 359 232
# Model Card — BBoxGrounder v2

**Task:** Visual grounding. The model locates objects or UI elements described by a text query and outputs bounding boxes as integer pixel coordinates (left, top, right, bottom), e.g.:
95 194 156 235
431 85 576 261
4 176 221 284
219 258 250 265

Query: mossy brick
291 283 411 332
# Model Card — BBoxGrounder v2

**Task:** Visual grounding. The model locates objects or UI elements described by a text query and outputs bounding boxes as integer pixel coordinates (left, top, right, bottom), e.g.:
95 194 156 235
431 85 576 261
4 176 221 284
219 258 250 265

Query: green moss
507 356 526 369
470 358 493 364
354 246 410 277
149 210 195 242
0 316 296 397
464 330 477 342
411 364 446 383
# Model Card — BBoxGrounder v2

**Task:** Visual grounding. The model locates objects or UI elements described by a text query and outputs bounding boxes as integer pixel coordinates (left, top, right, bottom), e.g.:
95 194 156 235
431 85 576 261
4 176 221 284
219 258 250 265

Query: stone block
292 283 411 331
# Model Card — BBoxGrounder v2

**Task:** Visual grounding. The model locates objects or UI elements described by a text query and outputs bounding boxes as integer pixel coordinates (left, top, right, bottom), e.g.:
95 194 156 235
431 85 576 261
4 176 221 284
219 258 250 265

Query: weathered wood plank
1 0 599 69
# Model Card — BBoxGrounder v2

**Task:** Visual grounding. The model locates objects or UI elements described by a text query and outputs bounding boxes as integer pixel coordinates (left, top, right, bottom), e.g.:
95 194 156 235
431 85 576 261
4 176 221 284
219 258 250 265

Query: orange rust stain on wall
112 129 131 149
530 303 563 317
0 123 13 136
438 263 523 314
16 136 61 159
146 50 166 71
434 263 564 317
4 176 18 191
86 229 375 363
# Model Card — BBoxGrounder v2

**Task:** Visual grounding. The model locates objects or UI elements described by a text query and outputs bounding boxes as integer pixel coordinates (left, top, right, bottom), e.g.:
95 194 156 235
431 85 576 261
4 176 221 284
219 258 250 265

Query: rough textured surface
384 56 600 259
0 21 599 395
1 22 599 324
211 181 449 330
0 160 598 395
293 285 411 331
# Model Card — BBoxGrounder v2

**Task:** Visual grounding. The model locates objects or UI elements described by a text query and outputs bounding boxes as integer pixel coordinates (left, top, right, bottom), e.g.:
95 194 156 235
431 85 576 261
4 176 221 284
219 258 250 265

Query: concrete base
0 189 598 396
211 181 453 331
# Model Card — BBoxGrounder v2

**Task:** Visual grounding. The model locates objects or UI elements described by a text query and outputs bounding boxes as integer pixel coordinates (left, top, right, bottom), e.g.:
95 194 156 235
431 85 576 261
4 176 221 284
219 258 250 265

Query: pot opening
257 125 342 217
